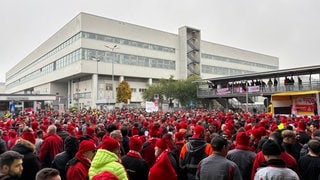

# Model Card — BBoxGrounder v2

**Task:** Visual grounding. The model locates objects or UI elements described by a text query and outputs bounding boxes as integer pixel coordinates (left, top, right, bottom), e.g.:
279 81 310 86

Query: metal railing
198 81 320 98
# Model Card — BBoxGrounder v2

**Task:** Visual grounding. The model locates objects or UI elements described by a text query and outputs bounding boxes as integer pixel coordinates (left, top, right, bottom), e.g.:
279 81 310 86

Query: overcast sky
1 0 320 82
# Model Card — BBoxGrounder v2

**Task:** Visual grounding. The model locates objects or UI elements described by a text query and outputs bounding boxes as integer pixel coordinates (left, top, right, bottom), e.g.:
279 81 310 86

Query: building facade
5 12 279 109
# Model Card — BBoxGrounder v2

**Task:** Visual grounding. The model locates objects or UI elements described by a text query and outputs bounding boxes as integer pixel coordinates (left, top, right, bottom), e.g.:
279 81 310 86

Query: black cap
262 139 281 156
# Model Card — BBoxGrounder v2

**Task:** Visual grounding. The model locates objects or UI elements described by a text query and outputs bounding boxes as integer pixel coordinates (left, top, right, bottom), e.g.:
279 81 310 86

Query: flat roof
199 64 320 84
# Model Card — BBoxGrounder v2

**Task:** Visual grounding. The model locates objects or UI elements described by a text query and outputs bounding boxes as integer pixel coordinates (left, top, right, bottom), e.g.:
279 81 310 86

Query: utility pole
104 45 118 104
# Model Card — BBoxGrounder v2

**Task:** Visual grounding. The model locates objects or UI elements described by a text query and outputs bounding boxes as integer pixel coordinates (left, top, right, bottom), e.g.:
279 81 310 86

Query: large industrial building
5 12 279 109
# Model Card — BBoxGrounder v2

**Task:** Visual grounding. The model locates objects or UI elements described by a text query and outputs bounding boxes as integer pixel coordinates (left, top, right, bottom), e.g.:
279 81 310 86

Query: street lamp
104 45 118 104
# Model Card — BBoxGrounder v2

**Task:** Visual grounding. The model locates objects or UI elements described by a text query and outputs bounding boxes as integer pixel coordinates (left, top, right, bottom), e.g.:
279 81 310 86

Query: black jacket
11 139 41 180
0 173 14 180
52 151 74 180
121 154 149 180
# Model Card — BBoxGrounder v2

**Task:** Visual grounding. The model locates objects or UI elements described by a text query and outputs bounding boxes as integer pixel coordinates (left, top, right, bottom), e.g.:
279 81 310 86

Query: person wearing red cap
31 121 39 131
121 135 149 180
141 123 160 168
20 127 35 145
79 126 99 145
7 129 18 150
66 140 96 180
179 125 213 180
149 135 178 180
226 132 256 180
89 135 128 180
174 131 186 154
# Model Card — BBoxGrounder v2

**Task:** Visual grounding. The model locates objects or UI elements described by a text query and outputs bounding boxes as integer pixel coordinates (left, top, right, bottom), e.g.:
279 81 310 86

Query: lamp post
104 45 118 104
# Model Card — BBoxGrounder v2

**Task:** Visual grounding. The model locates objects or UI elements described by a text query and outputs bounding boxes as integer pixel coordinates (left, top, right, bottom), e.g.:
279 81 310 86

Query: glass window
104 36 113 42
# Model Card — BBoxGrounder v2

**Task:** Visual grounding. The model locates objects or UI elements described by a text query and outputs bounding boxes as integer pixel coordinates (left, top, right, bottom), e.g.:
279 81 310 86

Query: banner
293 96 315 115
248 86 260 93
146 101 158 112
216 88 231 95
233 87 245 93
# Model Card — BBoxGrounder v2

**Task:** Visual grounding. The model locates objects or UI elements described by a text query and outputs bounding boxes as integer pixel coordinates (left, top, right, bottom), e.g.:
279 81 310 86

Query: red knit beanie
251 128 262 140
174 132 185 141
31 121 39 130
131 127 139 136
193 125 205 138
68 125 75 133
129 135 143 151
155 138 167 151
236 132 250 146
92 171 118 180
86 127 95 137
21 131 35 144
149 124 160 138
99 135 120 151
78 140 96 154
297 121 306 132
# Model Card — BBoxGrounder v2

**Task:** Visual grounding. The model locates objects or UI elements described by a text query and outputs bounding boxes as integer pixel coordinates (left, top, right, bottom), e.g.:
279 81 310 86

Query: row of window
74 92 91 99
82 32 175 53
130 88 147 93
7 48 175 88
72 88 146 100
56 49 82 69
83 48 176 70
11 50 82 88
7 30 175 82
202 65 254 76
202 53 278 70
8 49 83 89
8 33 82 81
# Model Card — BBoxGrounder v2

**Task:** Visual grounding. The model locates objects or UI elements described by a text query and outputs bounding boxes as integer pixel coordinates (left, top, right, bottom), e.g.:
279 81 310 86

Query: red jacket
67 153 91 180
149 149 177 180
39 133 63 168
251 151 299 180
141 138 158 167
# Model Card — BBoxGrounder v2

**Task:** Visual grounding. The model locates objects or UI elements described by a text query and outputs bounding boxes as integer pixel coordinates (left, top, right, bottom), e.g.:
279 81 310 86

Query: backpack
182 144 208 177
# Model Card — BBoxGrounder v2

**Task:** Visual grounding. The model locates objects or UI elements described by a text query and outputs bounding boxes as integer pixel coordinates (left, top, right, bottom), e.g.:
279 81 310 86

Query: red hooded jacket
149 149 177 180
66 153 91 180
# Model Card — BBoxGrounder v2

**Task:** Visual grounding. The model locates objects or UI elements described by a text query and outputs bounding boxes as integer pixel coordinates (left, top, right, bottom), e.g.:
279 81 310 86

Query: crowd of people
0 107 319 180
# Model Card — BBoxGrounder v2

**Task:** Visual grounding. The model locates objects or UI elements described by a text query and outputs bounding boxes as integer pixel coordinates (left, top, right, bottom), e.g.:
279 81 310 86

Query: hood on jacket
187 138 207 154
89 149 128 180
11 139 35 154
90 149 119 169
